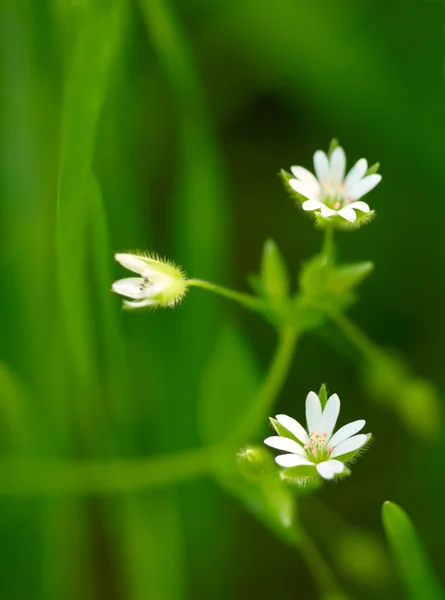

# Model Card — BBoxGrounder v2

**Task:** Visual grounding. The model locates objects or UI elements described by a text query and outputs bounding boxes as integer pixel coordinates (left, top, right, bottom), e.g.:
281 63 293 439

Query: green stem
332 312 381 362
296 533 347 599
188 278 265 314
229 325 299 443
0 446 221 497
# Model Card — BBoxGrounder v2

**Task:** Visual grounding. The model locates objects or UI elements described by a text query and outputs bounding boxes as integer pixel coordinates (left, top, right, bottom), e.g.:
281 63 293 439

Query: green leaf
198 323 260 445
296 255 374 331
261 238 291 301
382 501 443 600
57 1 123 381
329 262 374 294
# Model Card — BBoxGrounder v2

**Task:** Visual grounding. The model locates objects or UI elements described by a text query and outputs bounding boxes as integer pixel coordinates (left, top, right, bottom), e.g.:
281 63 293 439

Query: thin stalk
187 278 265 314
296 533 348 599
229 325 299 443
332 312 381 362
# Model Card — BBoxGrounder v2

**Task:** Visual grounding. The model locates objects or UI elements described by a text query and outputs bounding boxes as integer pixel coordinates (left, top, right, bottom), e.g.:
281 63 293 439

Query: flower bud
112 252 188 309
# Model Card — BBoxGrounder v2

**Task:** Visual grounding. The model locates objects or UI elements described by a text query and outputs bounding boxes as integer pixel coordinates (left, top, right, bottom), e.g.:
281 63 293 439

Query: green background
1 0 444 598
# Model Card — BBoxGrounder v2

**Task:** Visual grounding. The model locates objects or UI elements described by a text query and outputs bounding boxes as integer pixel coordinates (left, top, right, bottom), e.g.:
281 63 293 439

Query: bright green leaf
382 501 443 600
261 238 290 301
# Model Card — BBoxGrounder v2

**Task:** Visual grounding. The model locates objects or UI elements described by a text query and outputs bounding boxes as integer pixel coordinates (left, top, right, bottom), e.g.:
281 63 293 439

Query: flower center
320 179 347 209
304 431 333 462
138 277 153 293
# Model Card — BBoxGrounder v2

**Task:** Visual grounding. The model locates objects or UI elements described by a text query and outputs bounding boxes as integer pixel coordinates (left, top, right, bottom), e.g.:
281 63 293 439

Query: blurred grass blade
117 493 186 600
0 362 32 452
382 501 443 600
57 0 123 381
88 174 135 450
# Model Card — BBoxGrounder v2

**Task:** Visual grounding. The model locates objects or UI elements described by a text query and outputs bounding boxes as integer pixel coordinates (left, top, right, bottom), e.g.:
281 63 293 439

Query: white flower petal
289 179 314 199
275 454 314 468
319 204 336 217
316 459 345 480
123 298 156 308
328 420 366 448
115 253 149 275
306 391 322 433
112 277 148 299
313 150 330 182
264 436 307 456
344 158 368 193
290 166 321 194
275 414 310 445
320 394 340 439
302 199 324 212
329 146 346 182
348 201 370 213
349 174 382 200
330 434 368 458
147 278 170 296
337 206 357 222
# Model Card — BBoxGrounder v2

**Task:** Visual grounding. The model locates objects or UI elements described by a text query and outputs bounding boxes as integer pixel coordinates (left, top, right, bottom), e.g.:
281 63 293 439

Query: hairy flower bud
112 252 188 309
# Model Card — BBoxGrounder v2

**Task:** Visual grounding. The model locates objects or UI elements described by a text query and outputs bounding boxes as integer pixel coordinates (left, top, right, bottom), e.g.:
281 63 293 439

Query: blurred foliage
0 0 444 599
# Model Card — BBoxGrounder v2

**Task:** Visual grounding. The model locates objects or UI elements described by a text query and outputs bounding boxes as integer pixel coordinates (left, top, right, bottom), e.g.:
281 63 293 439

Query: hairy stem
188 278 265 314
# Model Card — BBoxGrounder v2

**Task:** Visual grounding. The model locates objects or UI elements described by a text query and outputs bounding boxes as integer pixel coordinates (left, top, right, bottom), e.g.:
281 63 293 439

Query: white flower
289 146 381 223
265 391 370 481
112 253 187 309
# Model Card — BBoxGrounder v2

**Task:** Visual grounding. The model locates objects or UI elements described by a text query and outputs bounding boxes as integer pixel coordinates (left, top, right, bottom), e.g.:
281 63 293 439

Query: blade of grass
382 501 443 600
56 0 124 385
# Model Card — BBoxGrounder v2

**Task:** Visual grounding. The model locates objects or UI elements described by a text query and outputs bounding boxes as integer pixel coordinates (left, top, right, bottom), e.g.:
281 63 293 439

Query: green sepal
280 169 307 204
269 417 298 441
280 464 317 482
366 161 380 175
328 138 340 157
314 210 376 231
334 433 373 464
336 465 351 478
318 384 328 409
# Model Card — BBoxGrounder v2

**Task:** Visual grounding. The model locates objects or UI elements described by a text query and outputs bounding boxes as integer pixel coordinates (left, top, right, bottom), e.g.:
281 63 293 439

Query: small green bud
112 252 188 309
237 445 275 480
